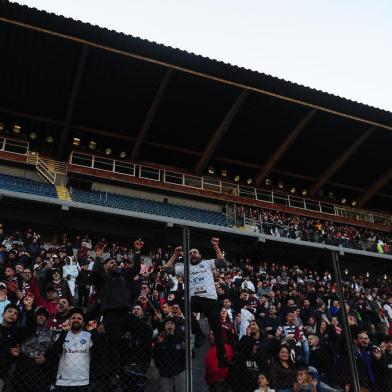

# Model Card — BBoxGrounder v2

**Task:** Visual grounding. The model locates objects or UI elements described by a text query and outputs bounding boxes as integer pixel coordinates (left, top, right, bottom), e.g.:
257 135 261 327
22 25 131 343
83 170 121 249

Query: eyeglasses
23 271 32 275
141 286 148 289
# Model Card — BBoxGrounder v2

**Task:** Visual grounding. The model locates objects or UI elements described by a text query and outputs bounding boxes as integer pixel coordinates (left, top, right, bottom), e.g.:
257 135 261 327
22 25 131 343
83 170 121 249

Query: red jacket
205 344 233 385
23 277 41 304
35 296 58 328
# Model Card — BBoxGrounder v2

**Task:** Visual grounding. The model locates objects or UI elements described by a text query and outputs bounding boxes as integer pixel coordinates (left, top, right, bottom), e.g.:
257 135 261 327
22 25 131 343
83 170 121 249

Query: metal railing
27 152 68 174
0 135 29 155
35 155 56 184
69 151 392 228
241 215 387 253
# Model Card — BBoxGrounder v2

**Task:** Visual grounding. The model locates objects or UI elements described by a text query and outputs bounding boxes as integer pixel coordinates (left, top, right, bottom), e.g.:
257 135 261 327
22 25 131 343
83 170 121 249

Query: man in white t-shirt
165 237 229 367
52 308 95 391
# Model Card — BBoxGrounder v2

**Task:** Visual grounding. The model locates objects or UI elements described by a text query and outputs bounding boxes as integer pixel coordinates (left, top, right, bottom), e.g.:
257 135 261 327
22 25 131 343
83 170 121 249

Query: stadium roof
0 0 391 211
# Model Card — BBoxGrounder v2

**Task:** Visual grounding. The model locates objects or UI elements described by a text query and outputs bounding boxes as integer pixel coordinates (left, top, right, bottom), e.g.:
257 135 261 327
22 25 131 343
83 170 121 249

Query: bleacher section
0 173 231 226
71 189 231 226
0 173 390 254
0 173 57 198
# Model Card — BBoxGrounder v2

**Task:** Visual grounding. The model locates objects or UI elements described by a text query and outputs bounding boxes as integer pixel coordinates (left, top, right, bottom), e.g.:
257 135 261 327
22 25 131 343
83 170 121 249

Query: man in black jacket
92 239 144 382
352 330 377 392
13 306 56 392
119 312 153 392
76 261 92 307
153 317 185 392
0 299 34 390
374 335 392 392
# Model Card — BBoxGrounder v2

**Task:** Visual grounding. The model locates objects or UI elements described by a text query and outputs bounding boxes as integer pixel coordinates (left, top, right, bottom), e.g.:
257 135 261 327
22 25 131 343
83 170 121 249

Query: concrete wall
0 164 43 182
91 182 222 211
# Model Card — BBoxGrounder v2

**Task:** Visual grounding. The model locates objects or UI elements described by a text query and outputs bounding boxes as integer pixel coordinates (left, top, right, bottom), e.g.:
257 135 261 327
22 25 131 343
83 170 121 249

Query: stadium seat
71 189 232 227
0 173 57 198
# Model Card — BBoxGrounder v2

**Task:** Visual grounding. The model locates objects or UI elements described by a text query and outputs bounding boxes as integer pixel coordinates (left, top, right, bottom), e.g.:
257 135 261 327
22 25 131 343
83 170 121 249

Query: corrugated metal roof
2 0 392 125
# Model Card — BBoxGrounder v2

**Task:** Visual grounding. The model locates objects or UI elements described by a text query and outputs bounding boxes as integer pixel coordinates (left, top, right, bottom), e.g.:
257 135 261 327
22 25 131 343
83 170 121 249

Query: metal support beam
194 90 248 175
0 108 64 126
2 15 392 132
57 45 89 160
131 69 172 160
182 226 193 392
358 167 392 206
255 109 317 186
309 126 375 196
331 251 361 392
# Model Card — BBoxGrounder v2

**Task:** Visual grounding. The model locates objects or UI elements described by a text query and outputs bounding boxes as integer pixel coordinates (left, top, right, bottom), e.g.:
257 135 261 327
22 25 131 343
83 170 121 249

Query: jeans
55 386 89 392
302 339 310 365
160 371 186 392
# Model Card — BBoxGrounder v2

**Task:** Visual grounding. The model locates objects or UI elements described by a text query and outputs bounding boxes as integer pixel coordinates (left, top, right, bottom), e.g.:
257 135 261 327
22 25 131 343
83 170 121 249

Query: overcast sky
16 0 392 113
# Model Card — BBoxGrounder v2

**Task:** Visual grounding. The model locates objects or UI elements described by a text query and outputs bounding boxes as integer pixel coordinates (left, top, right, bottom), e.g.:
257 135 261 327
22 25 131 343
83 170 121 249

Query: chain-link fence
1 226 392 392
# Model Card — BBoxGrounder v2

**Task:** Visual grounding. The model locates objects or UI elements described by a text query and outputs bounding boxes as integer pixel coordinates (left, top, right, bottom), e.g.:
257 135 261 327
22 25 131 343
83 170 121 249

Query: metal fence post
331 251 361 392
182 226 193 392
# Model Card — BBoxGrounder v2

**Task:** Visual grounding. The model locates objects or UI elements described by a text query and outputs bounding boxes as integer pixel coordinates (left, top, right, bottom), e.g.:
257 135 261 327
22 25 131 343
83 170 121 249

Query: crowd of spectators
235 205 392 255
1 222 392 391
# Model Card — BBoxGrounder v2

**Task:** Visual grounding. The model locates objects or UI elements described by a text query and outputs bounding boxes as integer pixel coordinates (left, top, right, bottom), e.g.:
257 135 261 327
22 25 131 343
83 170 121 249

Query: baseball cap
34 306 49 318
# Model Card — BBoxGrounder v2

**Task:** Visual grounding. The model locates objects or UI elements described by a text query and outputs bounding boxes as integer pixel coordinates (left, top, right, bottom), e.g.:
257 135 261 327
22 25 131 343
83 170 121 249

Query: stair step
56 185 72 201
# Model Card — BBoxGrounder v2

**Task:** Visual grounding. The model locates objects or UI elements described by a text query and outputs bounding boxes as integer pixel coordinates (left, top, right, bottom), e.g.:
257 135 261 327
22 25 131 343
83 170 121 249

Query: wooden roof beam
194 90 248 175
254 109 316 186
131 68 172 160
309 126 375 196
358 168 392 207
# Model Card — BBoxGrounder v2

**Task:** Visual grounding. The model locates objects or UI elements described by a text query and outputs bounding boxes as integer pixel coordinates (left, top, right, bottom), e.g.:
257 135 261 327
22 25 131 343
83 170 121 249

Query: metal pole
330 251 361 392
182 226 193 392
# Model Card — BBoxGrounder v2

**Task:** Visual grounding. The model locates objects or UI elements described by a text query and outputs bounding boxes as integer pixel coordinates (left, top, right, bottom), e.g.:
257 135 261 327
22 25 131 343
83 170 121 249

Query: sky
15 0 392 113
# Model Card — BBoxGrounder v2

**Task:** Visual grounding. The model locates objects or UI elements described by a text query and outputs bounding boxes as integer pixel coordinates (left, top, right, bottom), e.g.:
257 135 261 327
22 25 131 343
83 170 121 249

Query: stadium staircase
55 184 72 201
27 152 68 186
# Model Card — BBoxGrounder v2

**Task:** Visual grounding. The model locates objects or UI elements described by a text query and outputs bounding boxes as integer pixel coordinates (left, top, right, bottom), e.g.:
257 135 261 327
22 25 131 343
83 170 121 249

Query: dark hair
4 303 19 314
258 372 270 382
383 335 392 343
277 344 295 366
164 316 176 325
51 268 63 278
68 307 85 320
